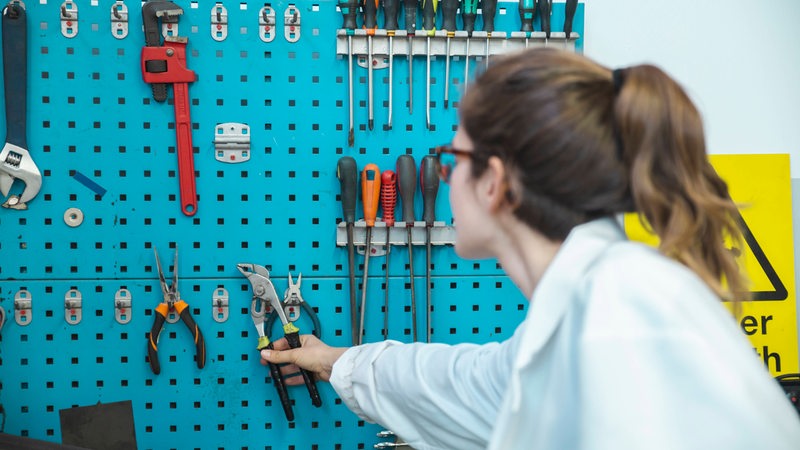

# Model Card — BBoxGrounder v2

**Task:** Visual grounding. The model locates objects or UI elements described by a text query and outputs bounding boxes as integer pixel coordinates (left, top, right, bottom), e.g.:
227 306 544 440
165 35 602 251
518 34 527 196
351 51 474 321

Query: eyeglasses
434 145 473 183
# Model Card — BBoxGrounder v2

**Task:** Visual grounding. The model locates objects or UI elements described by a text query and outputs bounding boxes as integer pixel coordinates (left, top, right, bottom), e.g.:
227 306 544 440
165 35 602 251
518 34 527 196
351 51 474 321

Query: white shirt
331 218 800 449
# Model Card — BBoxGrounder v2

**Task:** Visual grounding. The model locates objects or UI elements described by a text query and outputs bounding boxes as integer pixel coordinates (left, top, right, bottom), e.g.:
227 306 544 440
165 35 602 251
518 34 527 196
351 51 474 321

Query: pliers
265 273 322 340
147 247 206 375
237 263 322 421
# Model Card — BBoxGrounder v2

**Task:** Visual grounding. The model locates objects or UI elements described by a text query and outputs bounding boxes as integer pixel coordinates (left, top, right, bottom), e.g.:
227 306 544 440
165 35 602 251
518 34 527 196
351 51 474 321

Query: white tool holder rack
336 28 580 58
336 221 455 255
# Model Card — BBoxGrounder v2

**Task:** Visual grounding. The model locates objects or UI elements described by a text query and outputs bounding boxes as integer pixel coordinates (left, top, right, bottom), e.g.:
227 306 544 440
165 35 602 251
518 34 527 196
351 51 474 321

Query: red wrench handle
173 81 197 216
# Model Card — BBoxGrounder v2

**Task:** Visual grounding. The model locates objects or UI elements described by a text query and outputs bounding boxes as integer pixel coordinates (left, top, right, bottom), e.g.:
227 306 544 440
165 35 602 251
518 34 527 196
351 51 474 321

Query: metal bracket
211 3 228 42
160 9 179 39
213 123 250 163
65 289 82 325
212 288 229 323
111 1 128 40
13 289 31 326
60 1 78 38
258 5 276 43
115 288 132 324
336 220 456 256
283 4 300 43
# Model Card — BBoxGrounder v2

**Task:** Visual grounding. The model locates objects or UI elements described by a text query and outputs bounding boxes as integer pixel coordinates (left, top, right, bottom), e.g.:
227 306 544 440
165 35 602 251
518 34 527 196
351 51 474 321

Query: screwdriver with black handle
396 155 418 342
359 163 381 344
402 0 417 114
518 0 534 47
481 0 497 69
420 155 439 343
383 0 400 128
340 0 359 146
421 0 438 130
462 0 478 91
380 170 397 339
564 0 578 49
441 0 459 108
537 0 551 42
337 156 360 345
364 0 379 130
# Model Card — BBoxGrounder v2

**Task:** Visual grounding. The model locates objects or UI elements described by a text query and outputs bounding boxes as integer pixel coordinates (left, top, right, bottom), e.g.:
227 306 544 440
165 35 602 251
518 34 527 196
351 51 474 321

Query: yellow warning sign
625 154 798 375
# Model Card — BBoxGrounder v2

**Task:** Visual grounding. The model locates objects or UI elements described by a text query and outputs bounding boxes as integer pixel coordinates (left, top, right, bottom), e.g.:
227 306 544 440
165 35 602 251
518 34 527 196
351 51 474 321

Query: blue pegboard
0 1 583 448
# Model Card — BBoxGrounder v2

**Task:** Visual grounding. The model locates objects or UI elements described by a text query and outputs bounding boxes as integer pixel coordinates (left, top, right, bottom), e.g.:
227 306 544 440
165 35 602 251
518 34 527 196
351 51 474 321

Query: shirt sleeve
330 324 525 450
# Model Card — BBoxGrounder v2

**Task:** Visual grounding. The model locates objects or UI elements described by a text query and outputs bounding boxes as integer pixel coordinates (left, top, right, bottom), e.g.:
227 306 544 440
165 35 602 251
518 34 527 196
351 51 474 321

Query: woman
262 48 800 449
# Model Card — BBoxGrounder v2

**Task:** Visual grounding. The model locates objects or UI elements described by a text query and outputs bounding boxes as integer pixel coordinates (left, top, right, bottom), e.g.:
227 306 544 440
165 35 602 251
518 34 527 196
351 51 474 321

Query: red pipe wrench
140 1 197 216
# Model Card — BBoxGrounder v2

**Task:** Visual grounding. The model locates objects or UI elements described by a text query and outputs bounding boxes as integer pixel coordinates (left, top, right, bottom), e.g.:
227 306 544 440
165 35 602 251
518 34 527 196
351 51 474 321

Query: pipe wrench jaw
0 142 41 206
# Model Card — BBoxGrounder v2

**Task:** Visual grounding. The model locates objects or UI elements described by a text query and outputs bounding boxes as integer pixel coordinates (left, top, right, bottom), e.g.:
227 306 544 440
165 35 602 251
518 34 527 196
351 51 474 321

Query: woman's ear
481 156 511 213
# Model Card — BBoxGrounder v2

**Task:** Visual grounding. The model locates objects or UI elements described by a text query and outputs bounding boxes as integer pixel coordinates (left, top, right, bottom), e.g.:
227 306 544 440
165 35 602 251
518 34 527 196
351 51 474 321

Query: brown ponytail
614 65 748 301
459 48 748 302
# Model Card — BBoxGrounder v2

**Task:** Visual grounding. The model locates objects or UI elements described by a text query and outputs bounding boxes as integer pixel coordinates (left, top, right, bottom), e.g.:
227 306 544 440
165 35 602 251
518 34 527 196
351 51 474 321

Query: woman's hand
260 335 349 384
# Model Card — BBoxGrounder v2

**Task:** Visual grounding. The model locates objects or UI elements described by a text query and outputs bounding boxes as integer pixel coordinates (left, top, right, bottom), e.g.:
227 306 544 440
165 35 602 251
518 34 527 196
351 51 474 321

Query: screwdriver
481 0 497 69
337 156 360 345
564 0 578 49
441 0 458 109
359 163 381 345
396 155 418 341
364 0 379 130
462 0 478 91
402 0 417 114
537 0 551 43
340 0 359 146
420 155 439 343
421 0 438 130
518 0 534 48
383 0 400 129
380 170 397 339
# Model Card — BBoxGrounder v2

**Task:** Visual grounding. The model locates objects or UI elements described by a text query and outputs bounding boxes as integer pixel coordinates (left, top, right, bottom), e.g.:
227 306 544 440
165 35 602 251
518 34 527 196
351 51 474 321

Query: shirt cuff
330 345 369 420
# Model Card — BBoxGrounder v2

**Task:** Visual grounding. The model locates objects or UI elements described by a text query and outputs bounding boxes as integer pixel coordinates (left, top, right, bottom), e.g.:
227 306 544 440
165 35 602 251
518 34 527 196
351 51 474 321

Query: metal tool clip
212 288 229 323
284 4 300 43
13 289 31 326
211 3 228 42
65 289 82 325
213 123 250 163
115 288 132 324
111 1 128 39
60 1 77 38
259 5 276 42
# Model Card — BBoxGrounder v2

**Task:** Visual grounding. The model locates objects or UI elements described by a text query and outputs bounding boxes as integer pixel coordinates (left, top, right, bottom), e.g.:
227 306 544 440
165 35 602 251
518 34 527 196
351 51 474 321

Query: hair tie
612 68 626 94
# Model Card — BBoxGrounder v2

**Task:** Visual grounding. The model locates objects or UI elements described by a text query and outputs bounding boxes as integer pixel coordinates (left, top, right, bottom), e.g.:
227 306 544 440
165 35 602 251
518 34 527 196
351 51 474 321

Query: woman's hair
459 48 747 301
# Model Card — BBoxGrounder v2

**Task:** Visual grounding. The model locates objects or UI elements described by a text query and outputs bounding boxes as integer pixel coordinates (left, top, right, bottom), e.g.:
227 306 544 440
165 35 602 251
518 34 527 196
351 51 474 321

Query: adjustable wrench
0 2 41 208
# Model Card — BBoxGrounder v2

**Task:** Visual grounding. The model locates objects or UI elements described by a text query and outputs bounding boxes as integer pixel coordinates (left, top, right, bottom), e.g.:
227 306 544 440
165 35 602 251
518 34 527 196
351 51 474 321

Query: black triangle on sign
736 212 788 301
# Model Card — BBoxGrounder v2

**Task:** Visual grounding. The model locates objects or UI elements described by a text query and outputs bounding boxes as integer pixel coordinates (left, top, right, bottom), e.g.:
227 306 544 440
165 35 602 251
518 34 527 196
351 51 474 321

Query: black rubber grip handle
3 4 28 149
384 0 399 30
564 0 578 38
286 332 323 407
481 0 497 33
266 342 296 422
396 155 417 224
518 0 535 32
337 156 358 224
420 155 439 226
537 0 551 38
441 0 458 31
402 0 418 34
180 307 206 369
364 0 378 29
340 0 359 29
421 0 436 31
147 312 166 375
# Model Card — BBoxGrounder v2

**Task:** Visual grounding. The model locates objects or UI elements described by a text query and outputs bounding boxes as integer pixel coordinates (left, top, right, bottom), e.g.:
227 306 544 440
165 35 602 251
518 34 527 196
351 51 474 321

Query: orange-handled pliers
147 247 206 375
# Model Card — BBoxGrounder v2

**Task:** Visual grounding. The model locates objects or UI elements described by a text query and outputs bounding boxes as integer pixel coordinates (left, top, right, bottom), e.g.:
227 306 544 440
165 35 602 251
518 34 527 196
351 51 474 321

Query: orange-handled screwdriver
359 163 381 344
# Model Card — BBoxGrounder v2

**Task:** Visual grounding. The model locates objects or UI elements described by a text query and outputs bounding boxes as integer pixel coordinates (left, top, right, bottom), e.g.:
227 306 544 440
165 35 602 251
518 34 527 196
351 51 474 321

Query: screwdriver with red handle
359 163 381 344
420 155 439 343
380 170 397 339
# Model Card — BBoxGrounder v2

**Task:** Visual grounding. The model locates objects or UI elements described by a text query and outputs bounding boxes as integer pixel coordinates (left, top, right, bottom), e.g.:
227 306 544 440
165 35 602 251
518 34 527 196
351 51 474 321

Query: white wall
581 0 800 351
583 0 800 176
